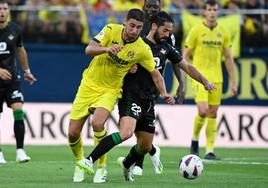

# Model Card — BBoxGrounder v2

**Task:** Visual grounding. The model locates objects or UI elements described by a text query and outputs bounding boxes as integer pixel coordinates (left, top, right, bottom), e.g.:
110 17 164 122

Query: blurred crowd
6 0 268 47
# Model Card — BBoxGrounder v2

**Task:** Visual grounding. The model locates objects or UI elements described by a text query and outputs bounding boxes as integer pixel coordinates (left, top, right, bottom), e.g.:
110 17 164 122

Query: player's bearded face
0 3 9 24
154 23 173 43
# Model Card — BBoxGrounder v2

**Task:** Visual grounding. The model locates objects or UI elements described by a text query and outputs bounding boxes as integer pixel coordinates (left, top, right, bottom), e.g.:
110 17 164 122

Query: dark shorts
118 91 156 134
0 80 24 113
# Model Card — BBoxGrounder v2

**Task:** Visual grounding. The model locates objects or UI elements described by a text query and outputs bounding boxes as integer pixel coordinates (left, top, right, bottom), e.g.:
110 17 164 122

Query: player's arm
224 48 237 96
85 40 123 56
178 59 215 92
171 63 185 104
16 47 36 85
150 69 175 104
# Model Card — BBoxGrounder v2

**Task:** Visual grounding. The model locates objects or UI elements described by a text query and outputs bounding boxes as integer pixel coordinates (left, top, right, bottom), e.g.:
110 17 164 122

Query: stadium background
1 0 267 148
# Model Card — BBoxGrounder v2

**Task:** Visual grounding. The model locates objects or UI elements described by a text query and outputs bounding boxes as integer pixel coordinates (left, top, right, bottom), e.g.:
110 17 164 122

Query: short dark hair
126 8 145 22
149 11 174 27
204 0 219 8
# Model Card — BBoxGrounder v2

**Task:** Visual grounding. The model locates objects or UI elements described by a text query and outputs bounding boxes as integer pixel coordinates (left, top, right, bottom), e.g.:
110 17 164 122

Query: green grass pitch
0 145 267 188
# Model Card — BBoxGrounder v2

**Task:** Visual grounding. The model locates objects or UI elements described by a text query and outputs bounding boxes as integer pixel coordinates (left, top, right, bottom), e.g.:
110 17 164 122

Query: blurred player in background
68 8 174 183
183 0 237 160
0 0 37 164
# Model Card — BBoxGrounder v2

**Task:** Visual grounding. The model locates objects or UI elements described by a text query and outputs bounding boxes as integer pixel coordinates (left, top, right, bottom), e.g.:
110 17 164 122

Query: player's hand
107 44 123 55
24 72 37 85
204 82 216 92
129 64 138 74
176 84 185 104
231 81 238 97
0 68 12 80
161 94 175 105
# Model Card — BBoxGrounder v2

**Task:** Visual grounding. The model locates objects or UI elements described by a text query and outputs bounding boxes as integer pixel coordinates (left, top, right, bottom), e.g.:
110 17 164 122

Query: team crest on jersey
8 35 14 40
160 48 166 55
217 33 222 38
127 50 135 58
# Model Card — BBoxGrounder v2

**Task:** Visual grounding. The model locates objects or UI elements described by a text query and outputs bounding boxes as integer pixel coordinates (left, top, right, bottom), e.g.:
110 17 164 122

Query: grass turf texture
0 146 267 188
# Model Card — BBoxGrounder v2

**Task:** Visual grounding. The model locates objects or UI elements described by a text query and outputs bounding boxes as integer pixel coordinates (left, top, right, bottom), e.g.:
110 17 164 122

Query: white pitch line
3 160 268 166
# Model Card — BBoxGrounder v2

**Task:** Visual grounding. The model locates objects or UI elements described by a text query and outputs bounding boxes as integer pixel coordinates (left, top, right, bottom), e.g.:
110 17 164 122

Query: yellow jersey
82 24 155 96
185 22 231 83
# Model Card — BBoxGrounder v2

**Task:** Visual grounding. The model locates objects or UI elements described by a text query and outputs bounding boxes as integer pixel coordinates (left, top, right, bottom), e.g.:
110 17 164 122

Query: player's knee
139 144 151 153
198 109 208 117
120 129 134 141
91 119 105 132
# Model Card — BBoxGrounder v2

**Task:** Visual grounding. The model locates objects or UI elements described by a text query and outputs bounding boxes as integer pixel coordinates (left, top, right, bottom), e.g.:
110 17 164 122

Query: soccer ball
179 154 203 180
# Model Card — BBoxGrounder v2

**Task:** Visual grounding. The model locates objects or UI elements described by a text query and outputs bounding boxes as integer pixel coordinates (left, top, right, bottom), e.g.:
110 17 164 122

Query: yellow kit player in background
68 8 174 183
183 0 237 160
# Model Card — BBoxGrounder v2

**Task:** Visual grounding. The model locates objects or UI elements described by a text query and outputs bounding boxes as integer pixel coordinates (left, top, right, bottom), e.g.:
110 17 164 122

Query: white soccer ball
179 154 204 180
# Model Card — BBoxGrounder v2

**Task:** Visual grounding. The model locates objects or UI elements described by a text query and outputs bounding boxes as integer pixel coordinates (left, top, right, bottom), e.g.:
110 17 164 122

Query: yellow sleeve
223 29 232 48
139 46 155 73
94 24 113 46
185 27 197 49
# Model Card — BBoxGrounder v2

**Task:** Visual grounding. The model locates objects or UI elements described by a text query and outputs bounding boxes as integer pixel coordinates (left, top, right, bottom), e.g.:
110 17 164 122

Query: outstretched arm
224 48 237 97
85 40 123 56
150 69 175 104
17 47 36 85
178 59 216 92
172 63 185 104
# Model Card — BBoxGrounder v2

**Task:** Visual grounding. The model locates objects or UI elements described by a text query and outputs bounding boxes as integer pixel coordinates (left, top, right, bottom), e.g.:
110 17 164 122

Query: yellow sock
193 114 206 140
205 117 217 153
68 136 84 161
94 129 107 168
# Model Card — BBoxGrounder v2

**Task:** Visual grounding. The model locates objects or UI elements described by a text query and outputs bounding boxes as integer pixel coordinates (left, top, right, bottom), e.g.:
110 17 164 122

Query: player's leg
191 82 209 156
205 83 222 160
136 131 163 174
68 83 97 181
90 107 110 183
117 144 146 181
10 102 31 163
7 81 31 163
0 98 6 164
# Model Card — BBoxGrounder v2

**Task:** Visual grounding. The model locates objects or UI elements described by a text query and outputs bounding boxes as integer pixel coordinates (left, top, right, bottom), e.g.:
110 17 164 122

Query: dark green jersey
0 22 22 82
122 37 183 100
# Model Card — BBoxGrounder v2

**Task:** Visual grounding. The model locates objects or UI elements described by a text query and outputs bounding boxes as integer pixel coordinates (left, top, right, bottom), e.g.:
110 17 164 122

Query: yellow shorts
70 82 120 120
192 81 222 105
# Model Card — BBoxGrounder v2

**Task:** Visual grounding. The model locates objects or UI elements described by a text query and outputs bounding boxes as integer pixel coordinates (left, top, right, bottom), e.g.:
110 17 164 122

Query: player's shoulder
7 22 21 32
190 23 204 31
105 23 123 31
217 24 229 34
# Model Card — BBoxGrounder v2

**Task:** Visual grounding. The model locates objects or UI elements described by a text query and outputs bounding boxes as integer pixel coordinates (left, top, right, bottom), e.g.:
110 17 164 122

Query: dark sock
87 132 122 163
14 120 25 149
134 155 145 168
149 144 156 156
123 145 146 169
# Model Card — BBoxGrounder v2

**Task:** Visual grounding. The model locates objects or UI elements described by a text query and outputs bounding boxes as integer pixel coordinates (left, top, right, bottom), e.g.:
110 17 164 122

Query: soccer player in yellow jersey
68 8 174 183
183 0 237 160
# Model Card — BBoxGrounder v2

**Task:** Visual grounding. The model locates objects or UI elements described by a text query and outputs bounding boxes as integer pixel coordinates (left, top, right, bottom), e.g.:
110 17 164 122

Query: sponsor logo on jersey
0 42 7 51
202 40 222 46
0 42 10 54
108 52 129 65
